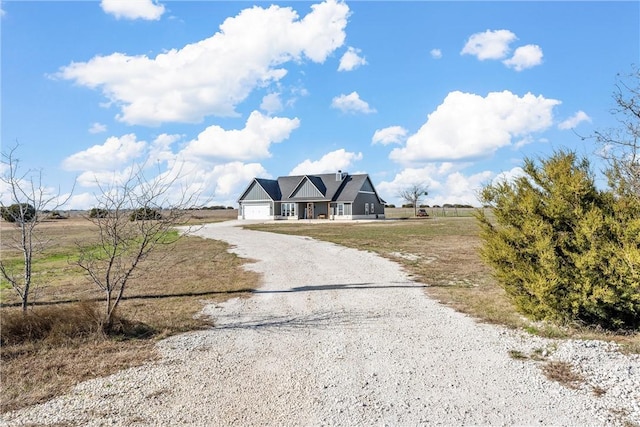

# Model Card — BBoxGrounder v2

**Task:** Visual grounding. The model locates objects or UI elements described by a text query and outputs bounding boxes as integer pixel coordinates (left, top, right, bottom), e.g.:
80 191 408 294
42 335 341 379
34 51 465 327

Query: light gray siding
291 179 323 199
244 182 271 201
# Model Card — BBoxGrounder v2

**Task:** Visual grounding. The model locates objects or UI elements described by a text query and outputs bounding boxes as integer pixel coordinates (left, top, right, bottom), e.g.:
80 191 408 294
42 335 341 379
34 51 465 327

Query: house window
281 203 296 217
337 203 344 216
371 203 374 214
365 203 369 215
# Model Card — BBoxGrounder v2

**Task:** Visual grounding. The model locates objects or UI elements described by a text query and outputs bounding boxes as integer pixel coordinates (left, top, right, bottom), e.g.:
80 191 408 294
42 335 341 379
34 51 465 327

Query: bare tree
75 164 202 329
399 183 429 217
0 143 73 311
593 66 640 197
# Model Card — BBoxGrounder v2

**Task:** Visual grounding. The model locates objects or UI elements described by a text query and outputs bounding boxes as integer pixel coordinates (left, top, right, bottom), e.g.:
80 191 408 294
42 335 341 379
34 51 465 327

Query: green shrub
476 151 640 330
1 203 36 223
129 207 162 221
88 207 109 218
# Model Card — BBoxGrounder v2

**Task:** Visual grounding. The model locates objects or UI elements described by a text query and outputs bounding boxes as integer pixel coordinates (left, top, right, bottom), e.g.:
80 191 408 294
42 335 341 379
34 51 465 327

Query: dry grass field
0 208 257 412
1 207 637 413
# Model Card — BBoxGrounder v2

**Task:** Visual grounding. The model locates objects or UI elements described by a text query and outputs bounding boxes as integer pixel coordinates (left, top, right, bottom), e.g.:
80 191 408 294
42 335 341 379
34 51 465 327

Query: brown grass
2 337 156 412
541 361 585 389
1 209 258 413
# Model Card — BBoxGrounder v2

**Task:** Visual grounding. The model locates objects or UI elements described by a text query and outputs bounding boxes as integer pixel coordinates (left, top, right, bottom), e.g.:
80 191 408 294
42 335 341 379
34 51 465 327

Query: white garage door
243 204 271 219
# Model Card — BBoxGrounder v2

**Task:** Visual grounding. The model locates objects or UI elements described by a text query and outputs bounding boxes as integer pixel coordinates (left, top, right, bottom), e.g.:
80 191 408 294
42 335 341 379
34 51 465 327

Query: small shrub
129 207 162 221
47 210 66 220
1 203 36 223
88 207 109 218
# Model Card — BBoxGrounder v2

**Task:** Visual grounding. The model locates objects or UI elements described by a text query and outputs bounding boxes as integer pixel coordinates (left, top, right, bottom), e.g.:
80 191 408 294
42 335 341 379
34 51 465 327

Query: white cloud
372 126 407 145
62 134 147 171
289 149 363 175
67 192 104 210
503 44 543 71
213 162 268 197
331 91 376 114
558 110 591 130
338 46 367 71
461 29 516 60
514 135 535 149
148 133 181 164
439 171 493 206
58 0 350 126
389 90 560 164
182 110 300 161
260 93 283 115
492 166 526 185
170 160 267 200
88 122 107 134
100 0 165 21
66 156 268 209
430 49 442 59
59 112 299 208
462 30 543 71
377 164 495 207
74 166 139 189
151 160 268 208
377 165 444 198
0 164 66 208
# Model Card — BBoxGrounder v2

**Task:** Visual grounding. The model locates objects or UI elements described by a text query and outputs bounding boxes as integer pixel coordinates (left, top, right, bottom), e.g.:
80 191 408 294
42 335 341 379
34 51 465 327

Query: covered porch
278 201 352 220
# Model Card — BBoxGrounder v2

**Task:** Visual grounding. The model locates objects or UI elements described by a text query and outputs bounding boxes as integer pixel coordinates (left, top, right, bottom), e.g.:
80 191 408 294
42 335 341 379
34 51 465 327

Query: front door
306 202 314 219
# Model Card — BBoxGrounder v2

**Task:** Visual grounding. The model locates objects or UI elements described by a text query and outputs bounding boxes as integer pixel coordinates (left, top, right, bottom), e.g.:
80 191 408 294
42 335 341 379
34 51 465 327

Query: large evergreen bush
476 151 640 329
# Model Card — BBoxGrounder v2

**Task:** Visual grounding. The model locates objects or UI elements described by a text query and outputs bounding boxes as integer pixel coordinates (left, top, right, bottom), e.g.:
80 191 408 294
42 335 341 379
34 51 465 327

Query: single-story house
237 171 386 220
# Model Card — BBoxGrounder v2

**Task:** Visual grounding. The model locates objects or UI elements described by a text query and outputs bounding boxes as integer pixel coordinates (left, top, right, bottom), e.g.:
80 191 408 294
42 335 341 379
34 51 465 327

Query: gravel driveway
3 221 639 426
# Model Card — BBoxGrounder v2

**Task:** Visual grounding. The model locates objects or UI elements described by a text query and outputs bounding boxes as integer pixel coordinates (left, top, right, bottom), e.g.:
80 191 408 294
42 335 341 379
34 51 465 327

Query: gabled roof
237 178 280 202
287 175 327 200
333 174 363 201
333 174 385 204
239 173 384 204
256 178 281 200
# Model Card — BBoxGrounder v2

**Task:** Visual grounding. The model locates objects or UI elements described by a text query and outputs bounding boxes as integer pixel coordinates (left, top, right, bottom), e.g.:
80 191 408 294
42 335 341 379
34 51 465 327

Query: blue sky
1 0 638 209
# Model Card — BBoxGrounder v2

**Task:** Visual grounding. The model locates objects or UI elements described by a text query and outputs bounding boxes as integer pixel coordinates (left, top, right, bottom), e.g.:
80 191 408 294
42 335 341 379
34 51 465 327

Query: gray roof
255 178 281 200
239 173 384 203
